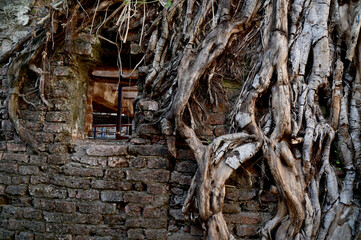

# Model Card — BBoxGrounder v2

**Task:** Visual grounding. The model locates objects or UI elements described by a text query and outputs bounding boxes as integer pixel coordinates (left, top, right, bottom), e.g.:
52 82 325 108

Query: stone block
175 161 197 173
5 185 27 195
125 204 142 218
43 123 70 133
2 153 29 163
147 183 169 195
73 156 107 167
126 169 170 183
166 232 198 240
6 143 26 152
0 142 7 151
32 198 55 211
86 145 127 157
62 165 103 177
11 176 30 184
124 192 154 205
50 175 90 189
0 228 14 239
104 169 125 180
224 212 261 225
91 180 132 191
0 173 11 184
22 208 42 220
176 149 195 160
47 144 69 154
34 132 54 143
45 112 69 122
128 145 168 156
169 209 184 221
75 189 99 200
223 203 241 214
170 171 192 185
29 155 47 165
30 174 49 185
108 156 128 167
77 202 116 214
125 218 167 229
136 124 161 136
67 224 92 235
190 225 203 236
143 206 167 219
129 157 146 168
19 166 39 175
101 190 123 202
29 184 67 199
43 212 102 225
147 157 169 169
226 188 256 201
48 155 70 165
75 236 111 240
15 231 34 240
144 229 167 240
103 214 125 225
127 228 145 240
54 201 76 213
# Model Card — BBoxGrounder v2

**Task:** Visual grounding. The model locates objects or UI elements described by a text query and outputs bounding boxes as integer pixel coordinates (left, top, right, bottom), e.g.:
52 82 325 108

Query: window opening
88 67 138 140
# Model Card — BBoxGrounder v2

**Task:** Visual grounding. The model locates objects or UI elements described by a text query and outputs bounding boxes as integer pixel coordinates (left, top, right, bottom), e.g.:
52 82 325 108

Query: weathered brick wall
0 137 277 240
0 25 277 239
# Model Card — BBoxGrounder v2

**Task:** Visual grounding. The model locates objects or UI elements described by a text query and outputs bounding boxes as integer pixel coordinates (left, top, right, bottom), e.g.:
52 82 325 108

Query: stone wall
0 60 277 239
0 6 277 239
0 138 277 240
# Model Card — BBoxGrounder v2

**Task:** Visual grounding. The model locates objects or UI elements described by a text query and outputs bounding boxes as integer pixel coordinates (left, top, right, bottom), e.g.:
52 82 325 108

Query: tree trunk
3 0 361 239
145 0 361 239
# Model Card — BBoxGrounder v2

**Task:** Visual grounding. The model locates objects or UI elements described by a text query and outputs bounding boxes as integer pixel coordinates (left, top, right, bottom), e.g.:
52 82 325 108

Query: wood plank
90 67 138 79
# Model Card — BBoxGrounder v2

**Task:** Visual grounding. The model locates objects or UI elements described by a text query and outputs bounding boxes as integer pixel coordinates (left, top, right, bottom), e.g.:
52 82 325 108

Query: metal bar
116 85 123 140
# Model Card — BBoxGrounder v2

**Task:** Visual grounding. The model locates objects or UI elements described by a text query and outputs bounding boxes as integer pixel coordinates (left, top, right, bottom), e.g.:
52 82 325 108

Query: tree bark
3 0 361 239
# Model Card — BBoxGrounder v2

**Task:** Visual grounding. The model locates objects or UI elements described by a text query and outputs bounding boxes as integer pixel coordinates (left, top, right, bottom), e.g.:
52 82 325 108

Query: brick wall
0 35 277 240
0 137 277 240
